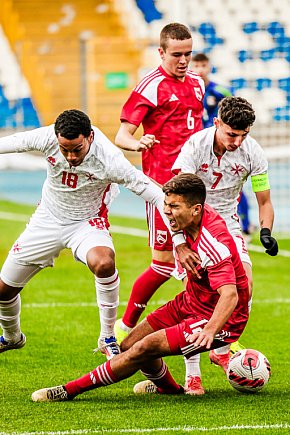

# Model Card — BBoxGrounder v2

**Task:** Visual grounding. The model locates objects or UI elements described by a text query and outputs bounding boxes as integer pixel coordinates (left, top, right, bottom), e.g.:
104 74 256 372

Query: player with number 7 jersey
172 96 278 371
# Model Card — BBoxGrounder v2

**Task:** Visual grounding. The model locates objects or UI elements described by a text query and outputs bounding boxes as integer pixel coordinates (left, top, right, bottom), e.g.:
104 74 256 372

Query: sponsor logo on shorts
88 217 107 230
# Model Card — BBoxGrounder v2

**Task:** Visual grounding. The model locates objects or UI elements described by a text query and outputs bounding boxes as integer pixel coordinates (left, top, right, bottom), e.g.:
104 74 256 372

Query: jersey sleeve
95 128 151 194
172 136 198 174
120 91 155 127
248 138 269 192
207 257 237 290
0 126 54 154
197 226 236 290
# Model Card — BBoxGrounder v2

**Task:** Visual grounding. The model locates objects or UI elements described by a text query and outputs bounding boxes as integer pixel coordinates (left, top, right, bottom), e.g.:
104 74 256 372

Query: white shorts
232 232 252 267
0 202 115 287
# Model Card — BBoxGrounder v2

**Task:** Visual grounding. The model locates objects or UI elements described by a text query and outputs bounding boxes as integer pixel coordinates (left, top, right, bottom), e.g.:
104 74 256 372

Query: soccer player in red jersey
114 24 204 389
31 173 249 402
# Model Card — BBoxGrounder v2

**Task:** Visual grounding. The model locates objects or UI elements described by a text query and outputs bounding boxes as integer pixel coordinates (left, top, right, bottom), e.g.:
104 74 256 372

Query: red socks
65 361 118 398
122 260 174 328
141 360 183 394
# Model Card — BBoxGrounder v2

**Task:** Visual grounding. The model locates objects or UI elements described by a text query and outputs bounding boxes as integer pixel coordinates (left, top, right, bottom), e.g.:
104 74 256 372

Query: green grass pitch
0 200 289 434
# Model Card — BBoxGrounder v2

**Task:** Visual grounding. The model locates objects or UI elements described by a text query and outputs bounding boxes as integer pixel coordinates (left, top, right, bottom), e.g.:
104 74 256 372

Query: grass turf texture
0 200 289 434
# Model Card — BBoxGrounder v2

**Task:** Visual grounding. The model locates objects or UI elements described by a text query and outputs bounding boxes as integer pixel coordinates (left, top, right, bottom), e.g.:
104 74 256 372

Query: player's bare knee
129 336 156 362
90 257 115 277
0 280 20 300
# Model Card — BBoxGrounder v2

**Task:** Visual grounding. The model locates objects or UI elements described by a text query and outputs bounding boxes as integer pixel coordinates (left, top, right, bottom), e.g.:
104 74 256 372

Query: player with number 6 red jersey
120 65 204 185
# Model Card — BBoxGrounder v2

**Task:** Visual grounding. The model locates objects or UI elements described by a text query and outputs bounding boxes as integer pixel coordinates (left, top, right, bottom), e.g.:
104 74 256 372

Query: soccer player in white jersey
172 96 278 375
0 109 170 360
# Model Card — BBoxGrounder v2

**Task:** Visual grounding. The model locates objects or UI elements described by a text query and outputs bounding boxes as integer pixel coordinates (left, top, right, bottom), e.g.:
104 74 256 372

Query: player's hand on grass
175 244 202 278
137 134 160 151
260 228 278 256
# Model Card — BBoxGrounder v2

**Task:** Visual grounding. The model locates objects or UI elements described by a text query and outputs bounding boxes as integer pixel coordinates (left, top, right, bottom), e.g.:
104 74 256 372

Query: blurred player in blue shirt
192 52 232 128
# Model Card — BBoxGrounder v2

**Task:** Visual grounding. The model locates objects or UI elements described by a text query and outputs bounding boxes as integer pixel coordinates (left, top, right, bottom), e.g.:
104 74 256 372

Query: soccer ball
227 348 271 393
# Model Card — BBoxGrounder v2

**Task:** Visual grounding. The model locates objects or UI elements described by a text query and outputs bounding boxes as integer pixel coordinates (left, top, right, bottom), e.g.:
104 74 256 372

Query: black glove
260 228 278 256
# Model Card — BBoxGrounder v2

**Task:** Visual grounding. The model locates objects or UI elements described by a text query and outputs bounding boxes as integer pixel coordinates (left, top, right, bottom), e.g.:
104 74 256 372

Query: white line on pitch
22 298 290 309
0 423 289 435
0 211 290 257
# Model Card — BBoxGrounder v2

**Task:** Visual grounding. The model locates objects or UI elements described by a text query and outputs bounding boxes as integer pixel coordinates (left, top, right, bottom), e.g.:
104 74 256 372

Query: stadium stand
0 26 40 128
0 0 143 143
118 0 290 129
115 0 290 232
0 0 289 230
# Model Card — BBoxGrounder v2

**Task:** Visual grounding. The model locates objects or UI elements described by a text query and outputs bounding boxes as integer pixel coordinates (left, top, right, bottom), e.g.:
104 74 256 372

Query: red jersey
120 66 204 184
184 204 249 330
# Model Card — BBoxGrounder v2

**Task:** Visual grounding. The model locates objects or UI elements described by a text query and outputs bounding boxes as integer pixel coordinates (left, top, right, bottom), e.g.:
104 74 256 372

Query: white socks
95 270 120 339
0 294 21 342
213 344 231 355
184 354 201 378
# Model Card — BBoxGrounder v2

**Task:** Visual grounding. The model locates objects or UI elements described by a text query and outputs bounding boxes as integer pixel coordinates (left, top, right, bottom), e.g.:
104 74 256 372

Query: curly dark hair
163 173 206 206
218 97 255 130
54 109 92 139
160 23 192 50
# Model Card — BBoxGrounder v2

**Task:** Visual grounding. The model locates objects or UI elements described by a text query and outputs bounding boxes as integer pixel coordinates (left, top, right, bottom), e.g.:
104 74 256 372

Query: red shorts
147 291 246 358
146 202 172 251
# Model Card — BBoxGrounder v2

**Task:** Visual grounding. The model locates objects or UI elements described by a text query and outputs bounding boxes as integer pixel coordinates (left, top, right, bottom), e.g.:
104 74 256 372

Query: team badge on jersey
85 172 96 182
200 163 209 173
156 230 167 245
231 164 244 175
47 156 56 166
194 87 203 101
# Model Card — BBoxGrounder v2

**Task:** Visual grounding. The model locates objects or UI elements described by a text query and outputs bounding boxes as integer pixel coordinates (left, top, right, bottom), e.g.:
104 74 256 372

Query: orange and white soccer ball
227 349 271 393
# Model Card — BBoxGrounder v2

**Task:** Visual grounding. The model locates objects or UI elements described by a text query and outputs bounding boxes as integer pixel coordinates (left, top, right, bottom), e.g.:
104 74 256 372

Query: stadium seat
238 50 253 63
230 78 248 92
242 22 260 34
278 78 290 92
255 78 272 91
267 21 285 37
260 48 276 61
273 105 290 121
135 0 163 23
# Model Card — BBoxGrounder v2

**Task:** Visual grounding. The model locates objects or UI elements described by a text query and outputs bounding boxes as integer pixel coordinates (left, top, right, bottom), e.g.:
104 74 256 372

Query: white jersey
0 125 156 224
172 126 268 232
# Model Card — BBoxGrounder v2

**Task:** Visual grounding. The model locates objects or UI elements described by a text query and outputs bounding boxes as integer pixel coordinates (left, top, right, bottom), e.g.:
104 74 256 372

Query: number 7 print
211 171 223 189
